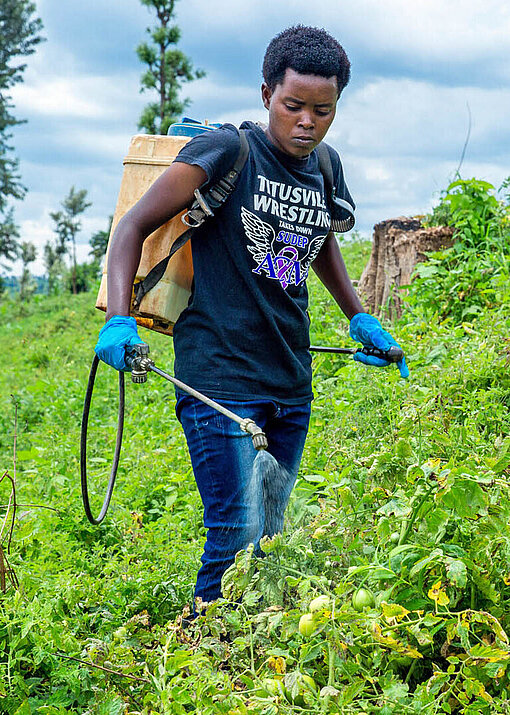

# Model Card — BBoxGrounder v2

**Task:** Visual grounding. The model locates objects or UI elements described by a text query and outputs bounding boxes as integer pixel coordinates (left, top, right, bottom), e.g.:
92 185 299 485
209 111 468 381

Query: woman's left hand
349 312 409 379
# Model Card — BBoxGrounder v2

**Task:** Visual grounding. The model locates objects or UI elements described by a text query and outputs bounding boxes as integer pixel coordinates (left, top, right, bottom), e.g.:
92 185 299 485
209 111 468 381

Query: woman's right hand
94 316 146 371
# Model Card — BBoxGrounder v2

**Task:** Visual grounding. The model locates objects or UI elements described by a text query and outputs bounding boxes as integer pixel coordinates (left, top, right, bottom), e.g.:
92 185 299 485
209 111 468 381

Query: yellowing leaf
371 622 421 657
399 645 423 659
468 611 509 643
371 622 401 649
464 677 493 703
267 656 286 674
468 644 510 663
382 602 410 623
428 580 450 606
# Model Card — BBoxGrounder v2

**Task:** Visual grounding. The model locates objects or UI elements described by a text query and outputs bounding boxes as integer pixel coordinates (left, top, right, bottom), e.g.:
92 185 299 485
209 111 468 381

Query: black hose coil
80 354 125 524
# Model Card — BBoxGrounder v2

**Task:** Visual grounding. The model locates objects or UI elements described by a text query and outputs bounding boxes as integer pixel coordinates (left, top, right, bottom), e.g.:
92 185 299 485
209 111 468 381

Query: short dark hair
262 25 351 95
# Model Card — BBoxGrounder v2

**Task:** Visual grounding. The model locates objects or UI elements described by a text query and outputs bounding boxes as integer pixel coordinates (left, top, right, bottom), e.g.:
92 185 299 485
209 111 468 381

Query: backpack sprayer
80 342 403 525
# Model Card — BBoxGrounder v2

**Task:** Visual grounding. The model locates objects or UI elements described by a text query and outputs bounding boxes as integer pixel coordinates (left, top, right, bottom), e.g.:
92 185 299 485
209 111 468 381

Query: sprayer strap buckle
193 188 214 217
181 210 204 228
209 177 236 203
181 188 215 228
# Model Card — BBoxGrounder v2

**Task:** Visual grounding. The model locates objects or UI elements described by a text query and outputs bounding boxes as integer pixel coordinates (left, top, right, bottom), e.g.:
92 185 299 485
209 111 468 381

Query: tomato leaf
446 558 468 588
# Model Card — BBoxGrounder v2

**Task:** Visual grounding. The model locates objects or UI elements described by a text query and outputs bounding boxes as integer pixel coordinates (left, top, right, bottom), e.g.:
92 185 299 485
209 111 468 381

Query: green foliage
89 216 112 262
1 239 510 712
137 0 205 134
408 177 510 322
43 241 65 295
0 206 20 264
63 259 101 294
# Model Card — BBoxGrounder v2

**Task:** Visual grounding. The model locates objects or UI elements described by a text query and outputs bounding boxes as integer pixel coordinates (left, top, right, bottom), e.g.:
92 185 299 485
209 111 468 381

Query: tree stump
357 217 454 318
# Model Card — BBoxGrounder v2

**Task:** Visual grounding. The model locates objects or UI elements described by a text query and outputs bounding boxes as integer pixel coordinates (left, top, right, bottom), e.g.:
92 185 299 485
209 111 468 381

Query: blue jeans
176 395 311 606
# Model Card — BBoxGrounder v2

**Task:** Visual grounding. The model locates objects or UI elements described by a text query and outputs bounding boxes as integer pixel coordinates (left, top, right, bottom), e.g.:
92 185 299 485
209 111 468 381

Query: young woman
95 25 408 611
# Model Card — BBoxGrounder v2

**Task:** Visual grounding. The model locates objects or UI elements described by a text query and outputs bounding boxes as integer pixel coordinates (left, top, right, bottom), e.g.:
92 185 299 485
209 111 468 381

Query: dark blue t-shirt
172 121 354 404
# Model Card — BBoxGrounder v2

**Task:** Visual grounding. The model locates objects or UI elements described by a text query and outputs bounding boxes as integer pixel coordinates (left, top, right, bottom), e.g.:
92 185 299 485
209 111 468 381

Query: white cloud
11 78 105 119
179 0 510 73
12 211 107 276
10 71 145 121
186 76 260 109
330 79 510 160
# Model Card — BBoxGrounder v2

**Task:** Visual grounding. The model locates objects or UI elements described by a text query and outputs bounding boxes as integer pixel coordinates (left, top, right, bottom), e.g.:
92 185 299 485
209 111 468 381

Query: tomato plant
1 205 510 714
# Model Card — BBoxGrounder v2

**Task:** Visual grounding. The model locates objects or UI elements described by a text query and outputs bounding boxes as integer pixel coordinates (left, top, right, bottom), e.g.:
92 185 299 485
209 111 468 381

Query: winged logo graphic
241 206 327 290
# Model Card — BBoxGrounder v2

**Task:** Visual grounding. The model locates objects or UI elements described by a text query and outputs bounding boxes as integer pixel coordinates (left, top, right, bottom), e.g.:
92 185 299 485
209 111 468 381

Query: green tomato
352 588 375 611
390 531 400 544
309 595 330 613
301 674 317 692
298 613 316 637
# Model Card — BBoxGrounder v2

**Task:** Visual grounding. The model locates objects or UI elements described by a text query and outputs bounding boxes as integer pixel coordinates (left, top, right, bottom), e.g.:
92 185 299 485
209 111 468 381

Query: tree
89 215 112 262
0 1 44 262
64 259 101 294
18 239 36 300
0 207 19 264
50 187 91 295
137 0 205 135
43 241 64 295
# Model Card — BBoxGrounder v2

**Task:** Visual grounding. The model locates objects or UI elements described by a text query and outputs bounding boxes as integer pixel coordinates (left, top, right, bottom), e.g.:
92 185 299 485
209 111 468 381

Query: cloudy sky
8 0 510 274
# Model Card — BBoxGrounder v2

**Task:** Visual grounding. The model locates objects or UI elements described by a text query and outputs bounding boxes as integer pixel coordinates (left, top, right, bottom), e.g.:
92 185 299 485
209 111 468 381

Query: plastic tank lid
168 117 221 137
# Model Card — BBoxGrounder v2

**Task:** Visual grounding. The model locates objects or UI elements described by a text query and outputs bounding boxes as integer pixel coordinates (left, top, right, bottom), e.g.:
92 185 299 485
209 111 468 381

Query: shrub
407 177 510 322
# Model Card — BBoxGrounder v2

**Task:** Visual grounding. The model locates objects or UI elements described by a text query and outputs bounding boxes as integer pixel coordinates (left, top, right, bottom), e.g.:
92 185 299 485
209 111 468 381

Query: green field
1 208 510 713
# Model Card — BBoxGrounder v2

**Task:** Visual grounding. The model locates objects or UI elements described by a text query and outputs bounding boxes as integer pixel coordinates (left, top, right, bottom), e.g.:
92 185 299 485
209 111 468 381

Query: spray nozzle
240 418 268 451
125 343 153 383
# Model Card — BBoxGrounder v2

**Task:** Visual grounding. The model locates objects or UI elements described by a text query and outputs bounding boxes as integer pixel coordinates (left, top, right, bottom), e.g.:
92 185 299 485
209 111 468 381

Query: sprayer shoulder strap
132 129 250 310
316 142 356 231
316 141 340 208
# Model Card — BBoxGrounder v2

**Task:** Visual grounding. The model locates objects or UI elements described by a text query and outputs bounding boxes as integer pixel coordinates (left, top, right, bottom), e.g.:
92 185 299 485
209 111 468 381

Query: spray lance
126 344 268 450
80 342 403 525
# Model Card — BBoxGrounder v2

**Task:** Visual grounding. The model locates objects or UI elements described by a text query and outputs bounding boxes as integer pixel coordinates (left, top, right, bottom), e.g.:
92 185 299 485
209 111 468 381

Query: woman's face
262 68 339 158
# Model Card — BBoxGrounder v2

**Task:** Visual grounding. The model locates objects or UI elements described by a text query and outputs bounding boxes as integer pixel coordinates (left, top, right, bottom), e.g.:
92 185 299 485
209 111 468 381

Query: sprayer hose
80 354 125 525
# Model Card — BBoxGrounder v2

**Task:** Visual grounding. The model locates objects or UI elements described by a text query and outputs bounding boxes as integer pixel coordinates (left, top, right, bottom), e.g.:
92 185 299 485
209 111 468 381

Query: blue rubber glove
349 313 409 379
94 316 145 372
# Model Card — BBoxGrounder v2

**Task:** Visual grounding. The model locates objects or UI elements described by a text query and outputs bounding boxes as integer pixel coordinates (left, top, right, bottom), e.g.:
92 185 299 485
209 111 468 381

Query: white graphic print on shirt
241 173 330 290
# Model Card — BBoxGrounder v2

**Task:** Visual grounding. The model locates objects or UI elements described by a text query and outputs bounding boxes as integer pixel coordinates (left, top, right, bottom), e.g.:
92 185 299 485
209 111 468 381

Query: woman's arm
312 232 409 377
106 161 207 319
311 231 364 319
